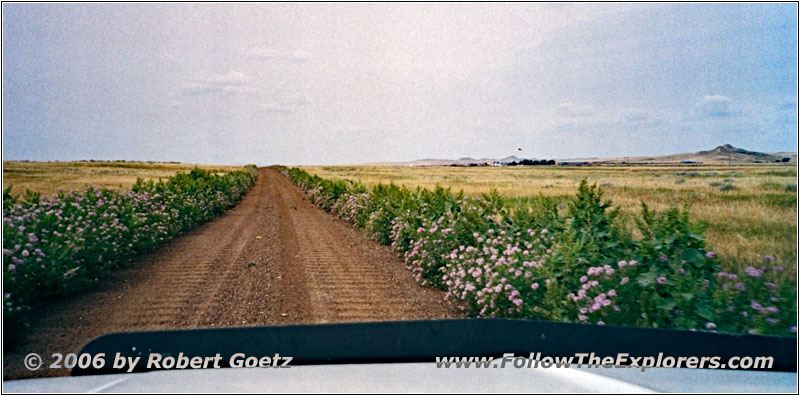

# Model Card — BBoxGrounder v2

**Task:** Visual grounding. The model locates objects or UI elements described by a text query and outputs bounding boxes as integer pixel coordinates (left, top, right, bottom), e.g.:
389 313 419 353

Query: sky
2 3 797 165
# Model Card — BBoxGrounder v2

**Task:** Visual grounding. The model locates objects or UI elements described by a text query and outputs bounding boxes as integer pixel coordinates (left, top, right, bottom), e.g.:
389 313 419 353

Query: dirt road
3 168 457 379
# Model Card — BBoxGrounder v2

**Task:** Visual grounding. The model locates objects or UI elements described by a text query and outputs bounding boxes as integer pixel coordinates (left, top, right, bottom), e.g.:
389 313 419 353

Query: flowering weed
288 168 796 336
3 167 256 330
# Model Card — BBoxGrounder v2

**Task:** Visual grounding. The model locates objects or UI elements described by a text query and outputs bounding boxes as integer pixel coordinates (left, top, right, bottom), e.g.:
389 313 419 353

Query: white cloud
619 108 649 123
618 108 665 127
289 96 313 106
243 47 279 59
555 103 594 118
697 95 738 118
258 94 314 114
188 71 248 86
180 71 257 97
259 103 293 114
289 48 312 63
243 46 312 63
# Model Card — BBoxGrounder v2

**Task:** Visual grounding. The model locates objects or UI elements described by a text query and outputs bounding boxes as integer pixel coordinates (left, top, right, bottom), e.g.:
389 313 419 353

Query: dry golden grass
305 164 797 274
2 161 242 197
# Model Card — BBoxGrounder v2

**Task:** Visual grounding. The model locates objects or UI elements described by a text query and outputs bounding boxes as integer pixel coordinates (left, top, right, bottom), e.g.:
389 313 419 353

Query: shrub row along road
4 168 457 379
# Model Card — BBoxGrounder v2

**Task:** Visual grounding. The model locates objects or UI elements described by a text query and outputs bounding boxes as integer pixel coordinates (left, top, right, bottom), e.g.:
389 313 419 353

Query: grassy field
305 164 797 275
4 161 795 274
2 161 242 197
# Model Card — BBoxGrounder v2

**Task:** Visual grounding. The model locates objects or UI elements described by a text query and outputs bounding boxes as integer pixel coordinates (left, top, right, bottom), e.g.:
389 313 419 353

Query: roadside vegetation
3 166 257 335
3 161 243 197
306 165 797 277
287 167 796 337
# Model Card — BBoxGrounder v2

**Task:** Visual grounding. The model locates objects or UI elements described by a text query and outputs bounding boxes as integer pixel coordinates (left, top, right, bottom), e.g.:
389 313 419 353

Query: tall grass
2 161 243 197
287 167 796 337
305 165 797 276
3 166 257 337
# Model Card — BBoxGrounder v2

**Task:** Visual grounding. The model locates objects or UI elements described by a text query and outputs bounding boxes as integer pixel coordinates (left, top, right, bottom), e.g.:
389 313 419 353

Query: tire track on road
268 170 455 323
3 168 457 380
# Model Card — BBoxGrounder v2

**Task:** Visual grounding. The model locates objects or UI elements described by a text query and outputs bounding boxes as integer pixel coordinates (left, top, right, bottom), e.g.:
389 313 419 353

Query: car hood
4 362 797 393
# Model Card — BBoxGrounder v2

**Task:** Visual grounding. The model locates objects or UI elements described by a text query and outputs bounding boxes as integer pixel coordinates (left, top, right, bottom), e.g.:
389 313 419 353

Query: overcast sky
2 3 797 165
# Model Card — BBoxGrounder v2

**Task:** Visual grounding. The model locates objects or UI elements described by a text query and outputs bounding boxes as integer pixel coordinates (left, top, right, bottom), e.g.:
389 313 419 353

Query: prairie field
2 161 242 197
305 164 798 275
3 163 257 346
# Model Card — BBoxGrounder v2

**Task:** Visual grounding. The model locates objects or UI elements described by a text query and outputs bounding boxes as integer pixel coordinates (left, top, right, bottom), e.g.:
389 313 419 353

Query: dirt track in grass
3 167 458 379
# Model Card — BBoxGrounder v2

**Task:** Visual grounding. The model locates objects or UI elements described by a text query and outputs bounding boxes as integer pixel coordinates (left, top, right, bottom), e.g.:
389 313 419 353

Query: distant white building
492 161 514 167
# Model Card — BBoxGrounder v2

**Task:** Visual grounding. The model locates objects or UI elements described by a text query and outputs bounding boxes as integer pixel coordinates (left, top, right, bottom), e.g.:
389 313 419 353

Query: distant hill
498 156 522 163
386 157 498 167
576 144 796 165
693 144 785 163
363 144 796 167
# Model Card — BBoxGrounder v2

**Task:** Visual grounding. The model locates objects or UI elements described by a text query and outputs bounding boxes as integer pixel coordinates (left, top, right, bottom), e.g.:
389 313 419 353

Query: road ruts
3 168 457 379
268 169 453 323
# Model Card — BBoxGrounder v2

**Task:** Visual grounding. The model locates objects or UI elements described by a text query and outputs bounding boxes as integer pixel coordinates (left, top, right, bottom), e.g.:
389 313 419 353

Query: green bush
3 167 256 329
286 168 797 336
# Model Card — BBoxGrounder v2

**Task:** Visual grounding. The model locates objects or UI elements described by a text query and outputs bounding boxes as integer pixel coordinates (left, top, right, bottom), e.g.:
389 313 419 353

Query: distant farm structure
384 144 795 168
447 158 558 167
490 159 556 167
